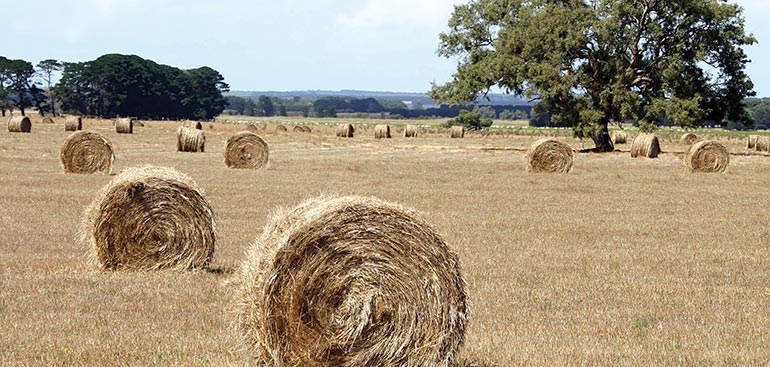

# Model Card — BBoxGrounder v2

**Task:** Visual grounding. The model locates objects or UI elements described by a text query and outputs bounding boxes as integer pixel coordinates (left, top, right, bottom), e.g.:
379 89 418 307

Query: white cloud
336 0 459 30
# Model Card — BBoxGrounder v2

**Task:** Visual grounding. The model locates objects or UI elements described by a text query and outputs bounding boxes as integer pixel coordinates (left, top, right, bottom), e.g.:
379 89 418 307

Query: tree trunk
591 129 614 152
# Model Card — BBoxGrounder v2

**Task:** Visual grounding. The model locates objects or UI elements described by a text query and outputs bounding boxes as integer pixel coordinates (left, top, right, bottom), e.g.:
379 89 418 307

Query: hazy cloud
336 0 458 29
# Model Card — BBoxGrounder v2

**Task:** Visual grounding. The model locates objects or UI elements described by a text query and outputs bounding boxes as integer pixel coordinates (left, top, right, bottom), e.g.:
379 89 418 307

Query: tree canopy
430 0 756 151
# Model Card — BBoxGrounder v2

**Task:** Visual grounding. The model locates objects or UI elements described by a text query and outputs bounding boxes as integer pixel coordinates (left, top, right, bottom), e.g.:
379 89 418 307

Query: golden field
1 117 769 366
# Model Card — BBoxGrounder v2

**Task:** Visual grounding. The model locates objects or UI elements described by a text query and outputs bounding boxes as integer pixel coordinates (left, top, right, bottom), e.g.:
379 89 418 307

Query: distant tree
227 96 246 115
445 109 492 130
278 102 287 116
0 57 12 116
749 99 770 130
36 59 63 116
472 105 496 119
257 95 275 117
243 98 257 116
6 59 36 116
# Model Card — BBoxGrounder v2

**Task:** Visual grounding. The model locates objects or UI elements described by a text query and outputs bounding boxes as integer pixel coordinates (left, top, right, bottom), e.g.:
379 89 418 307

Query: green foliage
445 109 492 130
257 96 275 117
431 0 756 150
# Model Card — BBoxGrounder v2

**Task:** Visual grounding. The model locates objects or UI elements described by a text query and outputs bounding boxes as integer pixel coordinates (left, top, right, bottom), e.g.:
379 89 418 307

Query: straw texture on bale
81 165 216 271
224 131 269 170
65 116 82 131
756 136 770 152
8 116 31 133
42 117 55 124
747 135 759 149
680 133 699 145
60 131 114 174
630 133 660 158
185 120 203 130
176 126 205 152
336 123 354 138
685 140 729 173
246 124 259 132
450 125 465 138
293 125 304 133
115 118 133 134
133 120 145 127
301 125 312 133
526 138 574 173
235 196 467 367
609 130 627 145
403 124 417 137
275 125 287 132
374 124 391 139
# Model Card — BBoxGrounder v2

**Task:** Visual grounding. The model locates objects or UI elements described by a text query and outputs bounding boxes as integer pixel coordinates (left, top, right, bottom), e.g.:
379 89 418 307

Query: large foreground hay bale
235 196 467 367
115 118 134 134
630 133 660 158
403 124 417 137
275 125 287 132
8 116 31 133
450 125 465 138
680 133 699 145
609 130 627 145
526 138 574 173
374 124 391 139
336 123 354 138
224 132 269 169
685 140 729 173
60 131 114 174
747 135 759 149
81 165 216 271
65 116 82 131
42 117 55 124
176 126 205 152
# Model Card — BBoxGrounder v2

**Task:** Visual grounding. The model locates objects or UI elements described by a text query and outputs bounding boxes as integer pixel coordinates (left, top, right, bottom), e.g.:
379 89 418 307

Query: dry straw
403 124 417 137
184 120 203 130
246 124 259 132
630 133 660 158
65 116 82 131
234 196 468 367
133 120 145 127
81 165 216 271
756 136 770 152
450 125 465 138
374 124 391 139
224 131 269 169
60 131 114 174
301 125 312 133
336 123 354 138
747 135 759 149
8 116 31 133
679 133 699 145
115 118 134 134
42 117 55 124
275 125 288 132
609 130 627 145
176 126 205 152
685 140 729 173
292 125 304 133
526 138 574 173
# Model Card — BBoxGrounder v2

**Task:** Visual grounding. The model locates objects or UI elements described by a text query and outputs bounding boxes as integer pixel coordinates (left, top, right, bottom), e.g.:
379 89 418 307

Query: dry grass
1 119 769 366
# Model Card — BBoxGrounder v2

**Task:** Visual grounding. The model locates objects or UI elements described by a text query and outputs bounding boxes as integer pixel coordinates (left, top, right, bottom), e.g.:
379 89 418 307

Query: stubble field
1 117 769 366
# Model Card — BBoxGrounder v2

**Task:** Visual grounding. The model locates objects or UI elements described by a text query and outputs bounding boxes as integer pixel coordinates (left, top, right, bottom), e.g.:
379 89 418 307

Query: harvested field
1 119 769 366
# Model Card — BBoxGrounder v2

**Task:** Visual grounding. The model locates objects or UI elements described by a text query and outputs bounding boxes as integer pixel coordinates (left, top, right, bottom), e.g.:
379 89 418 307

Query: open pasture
1 118 769 366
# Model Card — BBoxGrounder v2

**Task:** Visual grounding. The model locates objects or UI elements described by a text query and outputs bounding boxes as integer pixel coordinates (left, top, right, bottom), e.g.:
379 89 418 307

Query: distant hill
227 90 531 106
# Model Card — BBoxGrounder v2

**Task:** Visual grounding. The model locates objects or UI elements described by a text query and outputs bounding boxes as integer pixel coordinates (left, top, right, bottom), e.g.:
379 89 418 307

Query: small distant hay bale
176 126 205 152
60 131 114 174
747 135 759 149
526 138 574 173
679 133 699 145
630 133 660 158
65 116 82 131
292 125 305 133
42 117 55 124
336 123 354 138
301 125 312 133
8 116 31 133
115 118 134 134
246 124 259 132
403 124 417 137
81 165 216 271
756 136 770 152
685 140 729 173
374 124 391 139
224 131 269 170
133 120 145 127
234 196 468 367
450 125 465 138
184 120 202 130
609 130 627 145
275 125 288 132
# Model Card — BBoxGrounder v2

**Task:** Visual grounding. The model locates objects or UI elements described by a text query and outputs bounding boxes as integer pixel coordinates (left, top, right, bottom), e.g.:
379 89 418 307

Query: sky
3 0 770 96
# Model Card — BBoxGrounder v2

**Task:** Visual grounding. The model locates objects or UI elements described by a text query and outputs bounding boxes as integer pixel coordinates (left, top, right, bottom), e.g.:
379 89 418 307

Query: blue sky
4 0 769 96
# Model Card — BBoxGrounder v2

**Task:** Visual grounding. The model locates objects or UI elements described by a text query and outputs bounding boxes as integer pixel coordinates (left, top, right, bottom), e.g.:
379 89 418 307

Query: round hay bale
292 125 305 133
336 123 354 138
42 117 55 124
685 140 729 173
176 126 205 152
60 131 114 174
115 118 134 134
8 116 31 133
235 196 468 366
81 165 216 271
65 116 82 131
246 124 259 132
630 133 660 158
133 120 145 127
403 124 417 137
526 138 574 173
184 120 203 130
756 136 770 152
275 125 288 132
374 124 391 139
747 135 759 149
224 132 269 169
450 125 465 138
679 133 699 145
301 125 312 133
609 130 627 145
